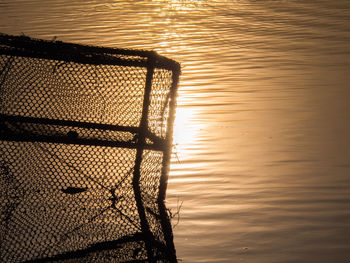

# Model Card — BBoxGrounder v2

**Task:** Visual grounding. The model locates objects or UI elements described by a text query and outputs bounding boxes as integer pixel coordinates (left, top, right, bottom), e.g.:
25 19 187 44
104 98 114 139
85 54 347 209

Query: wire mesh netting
0 33 180 263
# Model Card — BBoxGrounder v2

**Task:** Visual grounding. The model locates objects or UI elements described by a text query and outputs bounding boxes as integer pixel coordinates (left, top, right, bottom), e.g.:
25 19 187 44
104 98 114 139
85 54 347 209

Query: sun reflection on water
172 106 202 157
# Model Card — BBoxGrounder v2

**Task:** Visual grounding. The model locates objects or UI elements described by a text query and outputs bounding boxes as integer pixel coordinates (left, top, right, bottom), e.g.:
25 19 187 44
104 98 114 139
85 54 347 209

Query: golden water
1 1 350 262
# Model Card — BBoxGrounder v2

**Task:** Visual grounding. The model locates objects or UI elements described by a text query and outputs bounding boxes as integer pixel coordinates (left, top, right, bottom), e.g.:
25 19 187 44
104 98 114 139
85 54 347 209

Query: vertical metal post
132 52 156 262
158 66 180 203
158 66 180 263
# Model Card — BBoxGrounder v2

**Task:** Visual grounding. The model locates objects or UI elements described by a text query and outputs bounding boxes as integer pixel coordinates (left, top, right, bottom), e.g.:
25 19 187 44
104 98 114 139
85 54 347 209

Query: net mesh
0 34 180 263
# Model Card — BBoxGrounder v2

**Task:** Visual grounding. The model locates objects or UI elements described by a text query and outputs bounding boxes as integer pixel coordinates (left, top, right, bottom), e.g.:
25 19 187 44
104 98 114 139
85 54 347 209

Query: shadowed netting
0 34 180 263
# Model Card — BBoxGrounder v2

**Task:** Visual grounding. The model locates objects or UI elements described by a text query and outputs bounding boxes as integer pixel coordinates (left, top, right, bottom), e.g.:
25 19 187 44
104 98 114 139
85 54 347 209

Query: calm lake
1 0 350 262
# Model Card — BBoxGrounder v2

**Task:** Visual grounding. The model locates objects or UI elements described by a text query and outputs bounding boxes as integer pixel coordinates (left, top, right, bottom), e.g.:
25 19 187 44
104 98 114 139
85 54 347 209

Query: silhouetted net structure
0 34 180 263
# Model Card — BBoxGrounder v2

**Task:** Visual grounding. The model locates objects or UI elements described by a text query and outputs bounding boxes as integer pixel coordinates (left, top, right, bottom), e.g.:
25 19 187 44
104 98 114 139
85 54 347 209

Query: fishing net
0 34 180 263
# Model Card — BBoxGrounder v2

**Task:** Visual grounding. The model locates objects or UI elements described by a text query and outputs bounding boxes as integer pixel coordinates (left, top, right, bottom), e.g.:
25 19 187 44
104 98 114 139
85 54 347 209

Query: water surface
1 1 350 262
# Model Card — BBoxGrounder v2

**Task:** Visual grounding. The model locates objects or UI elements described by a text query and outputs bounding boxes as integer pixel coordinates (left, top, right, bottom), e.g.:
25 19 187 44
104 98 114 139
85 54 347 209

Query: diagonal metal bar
34 142 108 191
